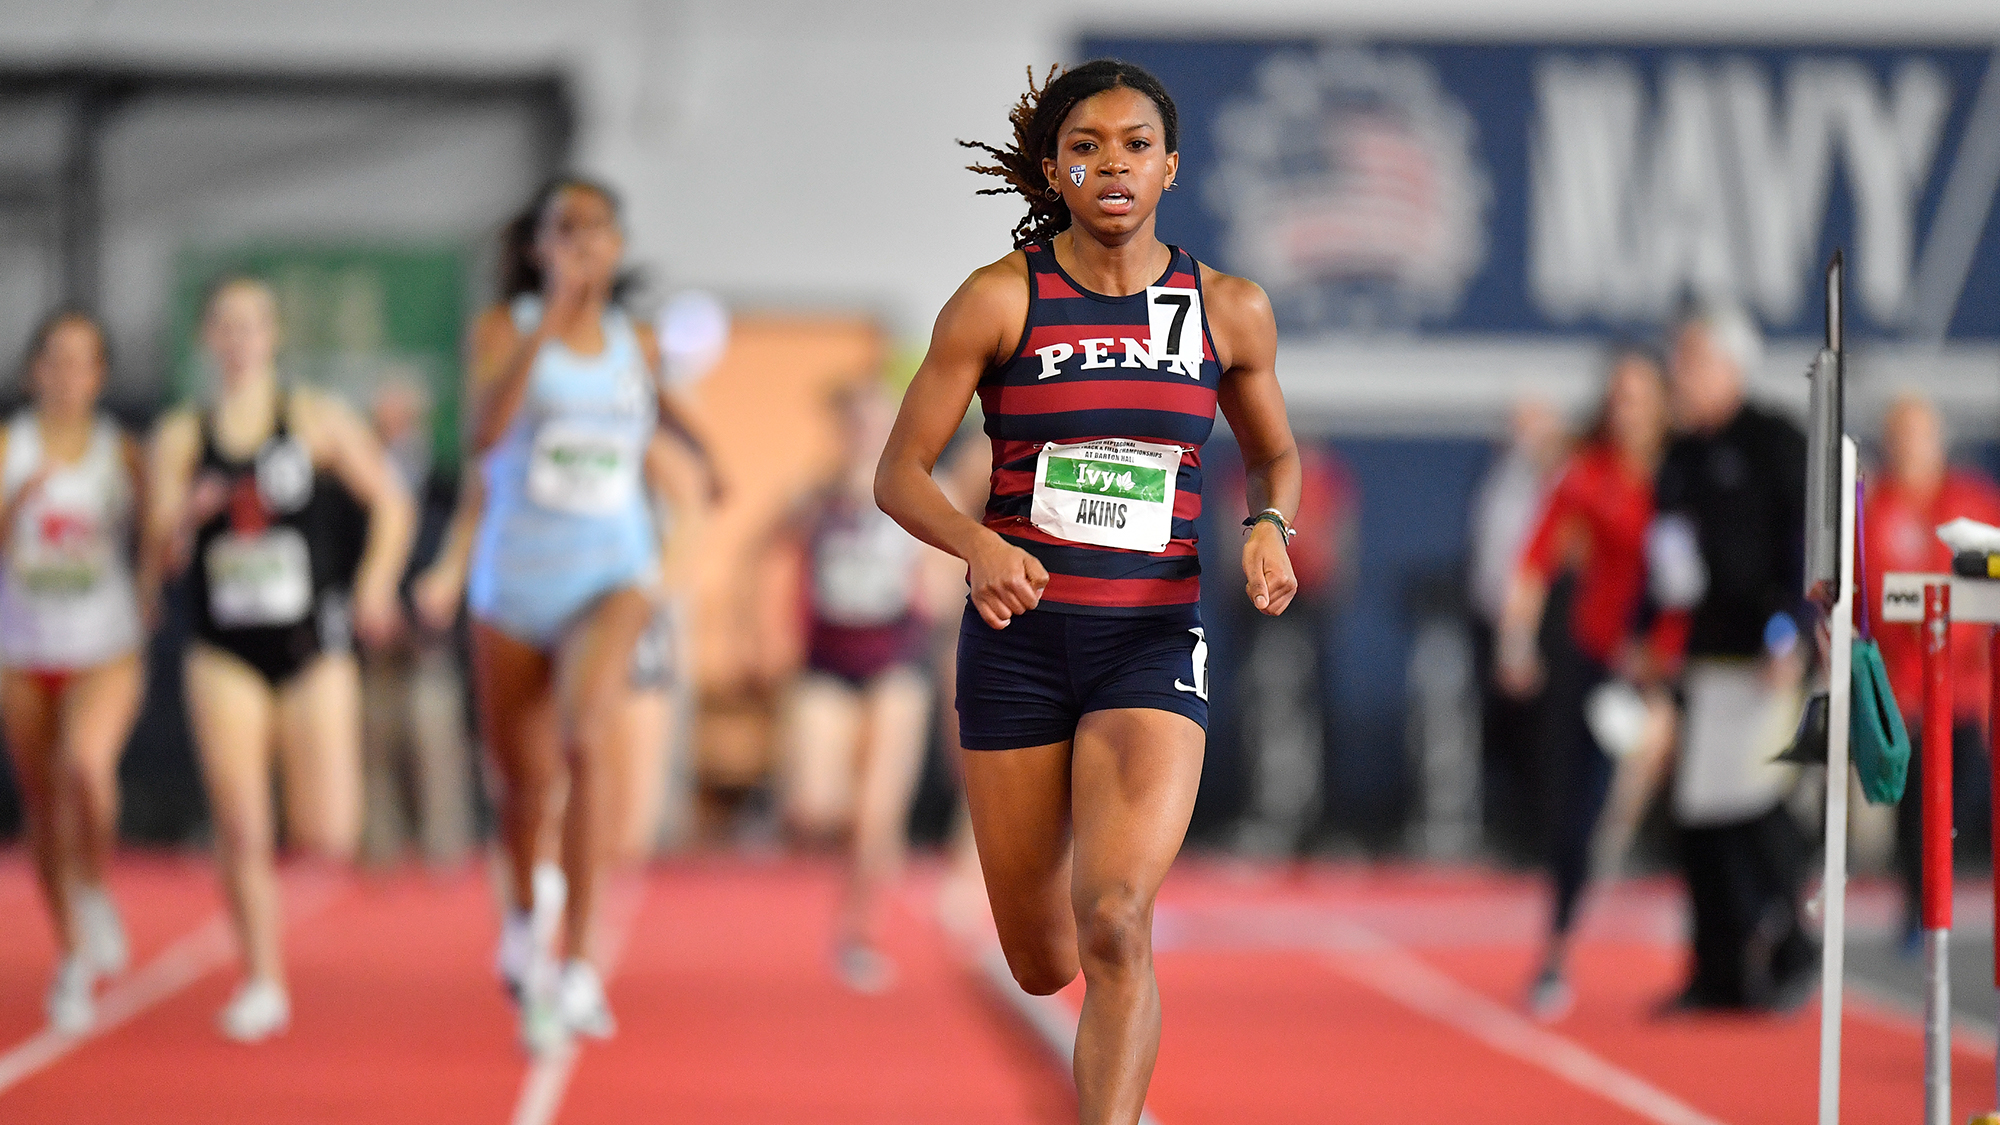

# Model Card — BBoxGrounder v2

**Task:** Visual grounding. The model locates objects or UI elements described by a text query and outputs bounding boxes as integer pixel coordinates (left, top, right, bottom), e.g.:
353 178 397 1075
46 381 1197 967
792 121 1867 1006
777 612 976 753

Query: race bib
1145 285 1204 377
813 519 919 625
204 526 312 627
13 505 107 596
527 421 637 515
1030 438 1183 553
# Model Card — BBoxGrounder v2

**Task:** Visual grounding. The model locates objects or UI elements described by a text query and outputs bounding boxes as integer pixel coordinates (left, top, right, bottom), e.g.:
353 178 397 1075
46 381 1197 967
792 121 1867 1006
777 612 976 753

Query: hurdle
1881 570 2000 1124
1805 252 1853 1125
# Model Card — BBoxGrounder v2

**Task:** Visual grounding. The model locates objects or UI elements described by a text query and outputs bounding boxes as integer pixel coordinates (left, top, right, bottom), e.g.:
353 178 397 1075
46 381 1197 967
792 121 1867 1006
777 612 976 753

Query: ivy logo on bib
1030 438 1184 553
204 526 313 627
527 421 638 515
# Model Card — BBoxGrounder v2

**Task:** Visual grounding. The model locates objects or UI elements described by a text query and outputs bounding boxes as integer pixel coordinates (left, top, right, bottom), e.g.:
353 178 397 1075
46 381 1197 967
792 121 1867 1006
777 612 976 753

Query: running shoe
496 909 533 1002
1525 967 1573 1023
557 960 616 1040
532 862 567 941
46 955 95 1034
518 955 568 1055
834 943 897 995
496 864 567 1001
74 886 128 976
217 979 290 1043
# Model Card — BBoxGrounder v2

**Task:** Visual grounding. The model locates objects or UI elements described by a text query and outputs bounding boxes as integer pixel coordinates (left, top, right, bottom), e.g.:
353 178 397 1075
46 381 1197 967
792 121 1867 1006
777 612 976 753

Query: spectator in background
1468 397 1567 861
1863 393 2000 950
1646 305 1815 1013
1496 347 1671 1021
763 382 934 993
1216 441 1358 855
357 376 473 868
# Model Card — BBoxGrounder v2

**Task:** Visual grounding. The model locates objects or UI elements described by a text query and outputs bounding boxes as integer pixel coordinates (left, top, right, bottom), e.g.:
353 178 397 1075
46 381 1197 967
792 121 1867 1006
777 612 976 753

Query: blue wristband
1763 612 1799 658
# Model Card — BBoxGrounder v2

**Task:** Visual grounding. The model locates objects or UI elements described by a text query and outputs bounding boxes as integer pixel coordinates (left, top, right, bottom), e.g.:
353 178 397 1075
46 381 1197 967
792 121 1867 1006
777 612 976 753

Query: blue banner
1079 36 2000 342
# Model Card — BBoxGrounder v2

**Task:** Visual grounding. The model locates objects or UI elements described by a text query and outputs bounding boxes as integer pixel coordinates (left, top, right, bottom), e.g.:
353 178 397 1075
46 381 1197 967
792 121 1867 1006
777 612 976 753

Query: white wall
9 0 2000 332
4 0 2000 422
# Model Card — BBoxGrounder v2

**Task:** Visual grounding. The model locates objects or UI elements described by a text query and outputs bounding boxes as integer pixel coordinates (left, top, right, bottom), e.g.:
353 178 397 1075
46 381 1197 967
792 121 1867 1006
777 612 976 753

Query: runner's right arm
875 257 1047 630
137 409 205 628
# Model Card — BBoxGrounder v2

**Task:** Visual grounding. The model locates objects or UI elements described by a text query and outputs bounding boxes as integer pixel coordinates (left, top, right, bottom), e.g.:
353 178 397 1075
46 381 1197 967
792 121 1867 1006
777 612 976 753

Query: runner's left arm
643 433 709 593
635 321 723 502
1207 268 1301 617
306 391 417 647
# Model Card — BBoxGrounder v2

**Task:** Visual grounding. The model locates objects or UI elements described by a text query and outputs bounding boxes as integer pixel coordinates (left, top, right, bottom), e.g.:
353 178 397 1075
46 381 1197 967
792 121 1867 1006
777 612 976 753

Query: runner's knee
1076 889 1151 974
1006 948 1079 996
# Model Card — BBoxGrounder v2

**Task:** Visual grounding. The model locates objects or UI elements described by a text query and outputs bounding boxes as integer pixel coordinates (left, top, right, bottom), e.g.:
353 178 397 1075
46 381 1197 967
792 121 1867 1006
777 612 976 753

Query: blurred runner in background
1863 392 2000 950
1 310 146 1032
459 176 709 1050
763 382 934 992
146 276 414 1041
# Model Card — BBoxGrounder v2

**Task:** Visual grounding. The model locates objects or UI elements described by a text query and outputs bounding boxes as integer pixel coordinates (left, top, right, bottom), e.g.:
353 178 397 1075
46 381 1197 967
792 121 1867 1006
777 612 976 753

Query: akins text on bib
1030 437 1184 553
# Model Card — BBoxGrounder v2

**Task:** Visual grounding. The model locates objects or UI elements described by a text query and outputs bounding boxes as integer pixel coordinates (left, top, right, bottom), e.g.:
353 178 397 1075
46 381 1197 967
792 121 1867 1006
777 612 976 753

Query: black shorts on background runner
955 602 1208 750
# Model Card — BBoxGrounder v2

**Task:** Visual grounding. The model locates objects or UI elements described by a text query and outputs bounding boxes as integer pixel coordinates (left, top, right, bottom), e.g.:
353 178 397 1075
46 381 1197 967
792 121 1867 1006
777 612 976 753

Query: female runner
463 176 694 1049
875 61 1300 1123
2 310 146 1032
412 432 705 999
769 382 933 992
147 277 414 1041
1496 346 1672 1020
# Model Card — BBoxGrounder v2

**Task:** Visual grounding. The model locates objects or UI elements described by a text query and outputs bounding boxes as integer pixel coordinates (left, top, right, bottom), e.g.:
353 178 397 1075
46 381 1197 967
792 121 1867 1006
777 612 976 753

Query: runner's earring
1045 183 1062 200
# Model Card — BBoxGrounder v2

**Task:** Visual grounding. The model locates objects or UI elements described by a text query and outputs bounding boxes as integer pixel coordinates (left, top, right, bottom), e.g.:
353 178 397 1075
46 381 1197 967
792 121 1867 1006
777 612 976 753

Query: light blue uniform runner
468 297 658 647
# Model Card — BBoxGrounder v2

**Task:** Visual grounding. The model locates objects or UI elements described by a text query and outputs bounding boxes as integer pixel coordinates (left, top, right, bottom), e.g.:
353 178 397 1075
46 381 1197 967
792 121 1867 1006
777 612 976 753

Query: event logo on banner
1081 37 2000 342
1206 48 1490 331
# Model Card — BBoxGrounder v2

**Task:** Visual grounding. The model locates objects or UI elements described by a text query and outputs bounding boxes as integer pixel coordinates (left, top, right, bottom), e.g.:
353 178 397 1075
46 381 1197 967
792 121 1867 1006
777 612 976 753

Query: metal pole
1921 582 1954 1125
1819 437 1858 1125
1990 624 2000 1117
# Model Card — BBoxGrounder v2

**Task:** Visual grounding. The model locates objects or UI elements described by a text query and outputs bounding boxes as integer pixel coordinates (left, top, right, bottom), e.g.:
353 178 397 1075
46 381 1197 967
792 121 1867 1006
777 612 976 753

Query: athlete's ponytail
961 59 1180 249
498 175 642 303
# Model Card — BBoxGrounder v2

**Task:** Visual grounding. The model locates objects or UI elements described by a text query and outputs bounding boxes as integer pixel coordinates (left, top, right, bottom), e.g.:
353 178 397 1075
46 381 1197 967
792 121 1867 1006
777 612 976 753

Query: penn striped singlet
979 243 1222 615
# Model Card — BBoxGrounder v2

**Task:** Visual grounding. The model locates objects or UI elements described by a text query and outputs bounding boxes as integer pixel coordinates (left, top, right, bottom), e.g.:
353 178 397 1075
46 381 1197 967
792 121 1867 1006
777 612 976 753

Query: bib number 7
1145 286 1203 375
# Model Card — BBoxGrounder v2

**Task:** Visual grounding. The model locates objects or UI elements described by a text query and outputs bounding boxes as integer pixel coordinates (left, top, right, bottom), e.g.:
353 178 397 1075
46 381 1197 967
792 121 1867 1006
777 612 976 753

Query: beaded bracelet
1241 508 1295 542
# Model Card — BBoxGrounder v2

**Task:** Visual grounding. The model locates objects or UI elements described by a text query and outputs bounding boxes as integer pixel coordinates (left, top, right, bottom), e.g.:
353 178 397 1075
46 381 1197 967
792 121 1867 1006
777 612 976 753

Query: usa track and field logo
1206 48 1491 332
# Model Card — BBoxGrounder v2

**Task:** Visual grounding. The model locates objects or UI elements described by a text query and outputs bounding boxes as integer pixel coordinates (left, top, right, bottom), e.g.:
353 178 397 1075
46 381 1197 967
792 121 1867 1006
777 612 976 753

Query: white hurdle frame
1819 436 1858 1125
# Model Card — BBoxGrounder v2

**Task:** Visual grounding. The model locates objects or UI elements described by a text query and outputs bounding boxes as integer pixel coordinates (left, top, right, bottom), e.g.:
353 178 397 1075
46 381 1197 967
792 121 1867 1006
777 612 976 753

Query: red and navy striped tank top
979 243 1222 616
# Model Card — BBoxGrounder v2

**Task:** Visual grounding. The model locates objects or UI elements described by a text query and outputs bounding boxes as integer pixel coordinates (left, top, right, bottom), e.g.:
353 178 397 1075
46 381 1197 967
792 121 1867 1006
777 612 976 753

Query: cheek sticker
1069 165 1086 186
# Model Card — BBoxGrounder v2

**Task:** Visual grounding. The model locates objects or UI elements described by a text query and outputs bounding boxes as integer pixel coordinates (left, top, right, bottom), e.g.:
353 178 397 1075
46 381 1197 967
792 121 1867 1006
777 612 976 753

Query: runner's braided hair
961 60 1180 249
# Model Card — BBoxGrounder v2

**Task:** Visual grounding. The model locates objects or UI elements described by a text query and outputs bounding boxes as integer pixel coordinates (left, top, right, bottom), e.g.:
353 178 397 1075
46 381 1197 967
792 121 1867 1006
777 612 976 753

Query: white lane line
0 871 343 1096
971 944 1165 1125
1319 921 1728 1125
1845 976 1998 1053
509 876 649 1125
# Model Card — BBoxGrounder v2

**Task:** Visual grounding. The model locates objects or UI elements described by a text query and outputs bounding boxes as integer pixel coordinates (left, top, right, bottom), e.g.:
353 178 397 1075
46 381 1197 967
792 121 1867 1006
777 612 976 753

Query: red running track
0 853 1987 1123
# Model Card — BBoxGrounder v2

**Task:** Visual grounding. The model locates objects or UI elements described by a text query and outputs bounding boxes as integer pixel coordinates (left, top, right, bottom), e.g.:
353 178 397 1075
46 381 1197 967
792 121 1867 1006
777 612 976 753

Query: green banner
1044 455 1167 502
169 242 469 464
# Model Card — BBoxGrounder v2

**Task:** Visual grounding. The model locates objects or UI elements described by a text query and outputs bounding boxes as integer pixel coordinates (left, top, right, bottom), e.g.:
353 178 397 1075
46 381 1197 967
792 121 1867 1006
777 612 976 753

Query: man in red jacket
1863 393 2000 949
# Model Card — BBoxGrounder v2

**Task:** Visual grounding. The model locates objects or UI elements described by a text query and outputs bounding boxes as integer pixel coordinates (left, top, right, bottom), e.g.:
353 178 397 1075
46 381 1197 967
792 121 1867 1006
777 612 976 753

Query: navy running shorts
955 602 1209 751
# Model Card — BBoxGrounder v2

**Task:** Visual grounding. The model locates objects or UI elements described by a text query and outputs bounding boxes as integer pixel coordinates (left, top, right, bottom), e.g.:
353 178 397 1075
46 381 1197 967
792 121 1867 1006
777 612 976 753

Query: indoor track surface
1 852 1992 1123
